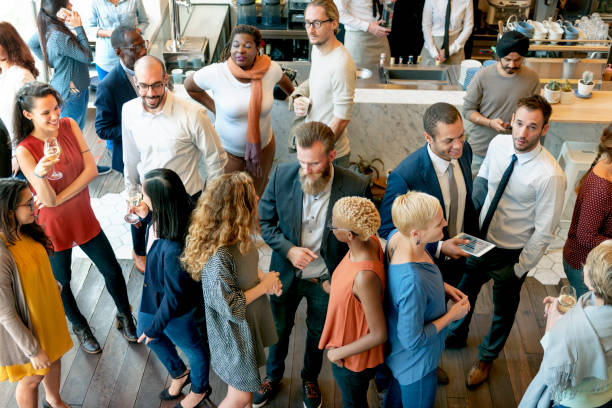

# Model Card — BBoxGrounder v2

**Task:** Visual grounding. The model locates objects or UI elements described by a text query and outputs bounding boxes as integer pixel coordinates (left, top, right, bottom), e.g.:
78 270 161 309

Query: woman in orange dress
0 178 73 408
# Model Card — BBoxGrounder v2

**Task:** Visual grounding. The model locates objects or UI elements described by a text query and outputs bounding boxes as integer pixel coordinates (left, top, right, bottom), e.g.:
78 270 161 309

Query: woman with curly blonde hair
182 172 282 408
318 196 387 408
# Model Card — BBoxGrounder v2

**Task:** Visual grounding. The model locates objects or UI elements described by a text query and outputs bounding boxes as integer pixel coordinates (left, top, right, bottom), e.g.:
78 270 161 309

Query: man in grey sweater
463 31 540 176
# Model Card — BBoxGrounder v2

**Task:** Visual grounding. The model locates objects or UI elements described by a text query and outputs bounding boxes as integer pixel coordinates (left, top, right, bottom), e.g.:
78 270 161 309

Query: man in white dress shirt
334 0 391 67
445 95 566 388
420 0 474 65
122 55 227 200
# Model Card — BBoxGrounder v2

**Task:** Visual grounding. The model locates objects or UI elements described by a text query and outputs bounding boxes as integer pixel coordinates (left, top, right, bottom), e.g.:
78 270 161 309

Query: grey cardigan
0 241 40 366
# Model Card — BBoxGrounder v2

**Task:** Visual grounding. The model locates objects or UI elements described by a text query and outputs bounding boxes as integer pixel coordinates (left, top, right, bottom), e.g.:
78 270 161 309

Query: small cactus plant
546 80 560 91
561 79 572 92
581 71 594 85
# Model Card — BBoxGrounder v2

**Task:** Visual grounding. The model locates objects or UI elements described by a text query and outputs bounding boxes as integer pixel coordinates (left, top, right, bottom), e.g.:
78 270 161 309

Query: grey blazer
0 241 40 366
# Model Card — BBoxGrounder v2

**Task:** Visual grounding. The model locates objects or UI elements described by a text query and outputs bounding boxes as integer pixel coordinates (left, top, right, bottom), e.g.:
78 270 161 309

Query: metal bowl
356 68 373 79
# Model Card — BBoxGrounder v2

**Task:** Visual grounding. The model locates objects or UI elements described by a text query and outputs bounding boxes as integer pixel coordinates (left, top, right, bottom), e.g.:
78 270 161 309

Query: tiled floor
85 194 572 285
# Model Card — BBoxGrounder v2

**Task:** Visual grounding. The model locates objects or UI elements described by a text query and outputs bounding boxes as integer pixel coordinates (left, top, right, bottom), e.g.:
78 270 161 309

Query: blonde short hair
391 191 441 235
332 197 380 241
585 240 612 305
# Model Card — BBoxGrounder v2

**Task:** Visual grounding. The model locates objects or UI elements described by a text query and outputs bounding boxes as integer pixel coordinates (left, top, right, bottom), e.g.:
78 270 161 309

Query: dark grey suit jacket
258 162 370 294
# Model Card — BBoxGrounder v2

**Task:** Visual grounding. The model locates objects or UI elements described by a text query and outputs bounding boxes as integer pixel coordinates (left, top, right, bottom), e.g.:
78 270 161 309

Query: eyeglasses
326 220 356 234
136 81 165 92
17 199 34 211
305 19 332 29
121 40 149 52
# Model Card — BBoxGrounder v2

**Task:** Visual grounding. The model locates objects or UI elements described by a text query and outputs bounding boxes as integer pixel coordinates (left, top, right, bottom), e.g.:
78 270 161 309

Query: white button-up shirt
478 134 566 277
334 0 379 32
122 90 227 196
422 0 474 58
300 167 334 279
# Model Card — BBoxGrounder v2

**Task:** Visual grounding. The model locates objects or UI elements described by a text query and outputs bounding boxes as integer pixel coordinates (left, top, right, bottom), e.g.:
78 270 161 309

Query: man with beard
290 0 356 168
446 95 566 388
256 121 369 408
95 26 147 271
122 55 227 205
462 30 540 176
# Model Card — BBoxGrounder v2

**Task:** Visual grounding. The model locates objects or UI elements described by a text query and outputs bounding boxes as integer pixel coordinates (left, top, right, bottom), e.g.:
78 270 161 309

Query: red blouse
18 118 100 251
563 170 612 270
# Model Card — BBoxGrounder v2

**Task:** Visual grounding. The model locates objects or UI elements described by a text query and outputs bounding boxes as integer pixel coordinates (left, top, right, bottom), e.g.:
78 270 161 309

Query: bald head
134 55 168 111
134 55 166 79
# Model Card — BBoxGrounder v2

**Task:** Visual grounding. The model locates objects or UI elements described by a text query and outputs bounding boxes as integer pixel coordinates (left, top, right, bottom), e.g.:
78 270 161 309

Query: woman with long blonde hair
182 172 281 408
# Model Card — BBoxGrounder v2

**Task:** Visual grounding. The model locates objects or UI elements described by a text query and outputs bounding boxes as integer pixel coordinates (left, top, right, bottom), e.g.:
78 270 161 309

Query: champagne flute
557 285 577 314
43 137 63 180
124 193 143 224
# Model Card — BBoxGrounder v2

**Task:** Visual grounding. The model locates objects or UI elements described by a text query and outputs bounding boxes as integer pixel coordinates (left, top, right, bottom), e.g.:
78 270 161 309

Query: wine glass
43 137 63 180
124 193 143 224
557 285 577 314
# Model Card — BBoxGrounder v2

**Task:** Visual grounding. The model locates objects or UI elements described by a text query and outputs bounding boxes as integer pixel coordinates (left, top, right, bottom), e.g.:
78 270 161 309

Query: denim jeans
448 246 524 362
137 309 210 393
49 230 131 329
96 64 113 151
562 259 589 298
383 369 437 408
60 88 89 131
266 278 329 383
331 364 377 408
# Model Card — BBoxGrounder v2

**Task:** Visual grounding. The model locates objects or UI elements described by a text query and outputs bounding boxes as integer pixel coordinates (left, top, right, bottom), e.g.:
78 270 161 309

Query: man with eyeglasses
290 0 356 168
95 26 149 271
255 121 369 408
121 55 227 259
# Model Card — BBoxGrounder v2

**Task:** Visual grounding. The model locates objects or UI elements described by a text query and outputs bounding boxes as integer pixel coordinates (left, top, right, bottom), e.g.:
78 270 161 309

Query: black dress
0 118 11 178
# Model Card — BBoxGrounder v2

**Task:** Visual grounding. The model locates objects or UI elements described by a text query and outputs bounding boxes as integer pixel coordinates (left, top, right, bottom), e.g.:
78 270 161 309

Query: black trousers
49 230 131 329
448 247 524 362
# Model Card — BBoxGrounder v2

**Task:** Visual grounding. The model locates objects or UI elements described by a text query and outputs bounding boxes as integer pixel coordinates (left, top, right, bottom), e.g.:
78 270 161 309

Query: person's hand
435 49 447 62
260 271 282 295
444 283 466 303
293 96 310 117
326 347 344 366
33 194 48 210
543 296 564 332
34 153 60 178
488 118 509 133
138 333 155 345
12 156 19 177
440 237 470 259
448 296 470 321
65 10 83 27
287 246 318 270
245 141 263 178
131 200 149 219
30 349 51 370
367 21 391 37
321 280 331 294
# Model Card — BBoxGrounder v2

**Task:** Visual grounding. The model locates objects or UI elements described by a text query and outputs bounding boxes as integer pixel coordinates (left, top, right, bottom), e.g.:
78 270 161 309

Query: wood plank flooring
0 111 558 407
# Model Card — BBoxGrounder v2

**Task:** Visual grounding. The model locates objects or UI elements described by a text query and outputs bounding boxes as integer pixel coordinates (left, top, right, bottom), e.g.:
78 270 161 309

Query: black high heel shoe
173 384 213 408
159 371 191 400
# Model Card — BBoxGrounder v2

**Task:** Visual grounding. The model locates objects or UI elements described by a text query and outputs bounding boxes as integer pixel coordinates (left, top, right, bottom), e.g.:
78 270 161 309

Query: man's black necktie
480 154 517 238
372 0 382 18
442 0 452 60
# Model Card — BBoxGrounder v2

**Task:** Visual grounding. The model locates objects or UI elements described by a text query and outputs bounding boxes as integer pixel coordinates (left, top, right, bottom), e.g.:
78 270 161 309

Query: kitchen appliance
486 0 531 27
163 0 208 72
237 0 257 25
288 0 311 29
263 0 282 26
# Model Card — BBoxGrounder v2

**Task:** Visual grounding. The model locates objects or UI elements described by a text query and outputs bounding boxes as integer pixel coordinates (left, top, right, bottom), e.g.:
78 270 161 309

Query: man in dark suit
256 121 369 408
95 26 147 272
94 26 147 174
378 102 477 384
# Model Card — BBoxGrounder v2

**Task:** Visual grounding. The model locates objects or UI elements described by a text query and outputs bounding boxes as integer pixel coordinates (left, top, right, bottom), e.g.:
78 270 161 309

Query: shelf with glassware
528 38 611 53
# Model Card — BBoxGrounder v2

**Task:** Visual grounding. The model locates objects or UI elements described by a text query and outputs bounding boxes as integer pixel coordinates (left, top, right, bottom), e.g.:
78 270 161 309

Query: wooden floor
0 112 561 408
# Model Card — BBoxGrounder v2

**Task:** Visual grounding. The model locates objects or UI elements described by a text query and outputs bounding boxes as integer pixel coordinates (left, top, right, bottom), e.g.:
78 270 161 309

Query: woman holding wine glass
13 81 137 354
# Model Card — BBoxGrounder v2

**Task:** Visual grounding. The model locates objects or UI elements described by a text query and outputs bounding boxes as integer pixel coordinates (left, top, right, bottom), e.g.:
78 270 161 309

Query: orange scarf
226 54 272 145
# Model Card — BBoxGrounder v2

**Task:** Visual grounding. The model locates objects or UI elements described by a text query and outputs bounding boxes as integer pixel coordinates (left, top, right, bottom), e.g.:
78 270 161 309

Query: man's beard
299 164 332 195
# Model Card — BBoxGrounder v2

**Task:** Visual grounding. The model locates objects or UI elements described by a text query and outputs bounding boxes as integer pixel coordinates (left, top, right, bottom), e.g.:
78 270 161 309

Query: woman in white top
0 22 38 176
420 0 473 65
185 25 294 195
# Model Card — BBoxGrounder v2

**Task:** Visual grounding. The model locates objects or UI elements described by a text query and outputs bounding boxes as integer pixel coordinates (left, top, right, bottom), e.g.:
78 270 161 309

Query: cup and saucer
574 90 592 99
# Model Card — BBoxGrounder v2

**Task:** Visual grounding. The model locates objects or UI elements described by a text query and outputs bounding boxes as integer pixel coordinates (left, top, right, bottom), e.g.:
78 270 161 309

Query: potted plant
560 79 573 104
578 70 594 96
349 155 384 183
544 80 561 104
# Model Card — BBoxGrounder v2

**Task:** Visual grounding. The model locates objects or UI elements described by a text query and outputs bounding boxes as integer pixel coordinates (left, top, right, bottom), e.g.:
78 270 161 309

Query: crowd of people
0 0 611 408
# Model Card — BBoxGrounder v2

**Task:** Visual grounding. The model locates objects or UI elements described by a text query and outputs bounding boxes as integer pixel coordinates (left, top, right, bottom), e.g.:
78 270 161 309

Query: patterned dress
201 245 277 392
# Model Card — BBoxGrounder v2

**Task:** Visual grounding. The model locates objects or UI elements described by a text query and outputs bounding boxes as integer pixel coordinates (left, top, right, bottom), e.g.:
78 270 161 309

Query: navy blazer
378 142 478 245
258 162 370 295
139 238 203 339
94 62 137 173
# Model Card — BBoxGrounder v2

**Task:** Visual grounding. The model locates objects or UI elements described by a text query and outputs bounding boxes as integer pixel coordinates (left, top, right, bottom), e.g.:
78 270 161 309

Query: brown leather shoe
466 360 492 389
437 366 449 385
132 250 146 274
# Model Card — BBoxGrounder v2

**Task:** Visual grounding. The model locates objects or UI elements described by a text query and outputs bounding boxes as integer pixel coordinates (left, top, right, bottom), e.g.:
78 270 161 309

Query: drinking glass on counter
557 285 577 314
124 192 143 224
44 136 63 180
